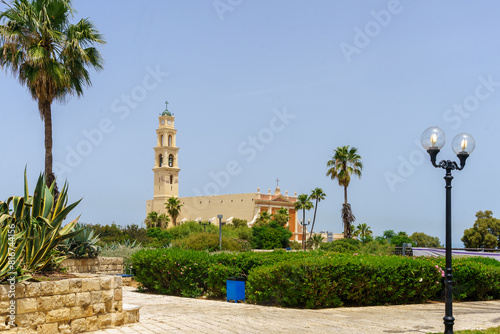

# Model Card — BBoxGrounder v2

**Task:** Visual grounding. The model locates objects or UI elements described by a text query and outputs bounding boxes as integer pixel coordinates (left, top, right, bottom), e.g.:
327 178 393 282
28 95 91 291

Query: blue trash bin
226 277 245 303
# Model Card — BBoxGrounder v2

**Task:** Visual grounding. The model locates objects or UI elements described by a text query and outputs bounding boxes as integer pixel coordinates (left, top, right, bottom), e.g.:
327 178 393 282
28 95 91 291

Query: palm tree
309 188 326 238
254 211 272 227
294 194 313 250
158 213 169 229
145 211 159 228
353 223 372 243
165 197 182 227
326 146 363 239
0 0 105 187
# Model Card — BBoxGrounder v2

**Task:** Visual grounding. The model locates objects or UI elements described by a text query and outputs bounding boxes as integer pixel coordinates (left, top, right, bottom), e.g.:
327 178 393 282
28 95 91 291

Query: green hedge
131 249 500 308
246 254 442 308
433 257 500 301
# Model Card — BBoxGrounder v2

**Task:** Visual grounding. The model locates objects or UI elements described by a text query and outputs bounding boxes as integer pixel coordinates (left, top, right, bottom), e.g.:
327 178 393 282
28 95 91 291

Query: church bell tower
152 101 180 202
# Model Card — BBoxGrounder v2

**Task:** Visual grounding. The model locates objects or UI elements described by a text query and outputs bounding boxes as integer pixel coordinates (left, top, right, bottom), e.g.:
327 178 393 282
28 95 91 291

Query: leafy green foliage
59 223 101 258
251 221 292 249
171 232 244 251
319 238 361 253
145 227 172 247
247 254 442 308
131 249 500 307
272 208 289 227
410 232 441 247
433 257 500 301
231 218 248 228
0 171 81 282
462 210 500 249
353 223 373 243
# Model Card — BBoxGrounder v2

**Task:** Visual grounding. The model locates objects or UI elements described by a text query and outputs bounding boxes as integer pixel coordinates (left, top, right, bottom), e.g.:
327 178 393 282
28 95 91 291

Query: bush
132 248 213 297
319 239 361 253
146 227 172 247
432 257 500 301
247 254 442 308
131 248 500 308
171 232 243 252
251 222 292 249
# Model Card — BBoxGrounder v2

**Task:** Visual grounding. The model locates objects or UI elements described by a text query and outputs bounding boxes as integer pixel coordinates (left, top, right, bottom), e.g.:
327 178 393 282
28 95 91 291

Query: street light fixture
198 219 209 232
299 219 311 251
421 126 475 334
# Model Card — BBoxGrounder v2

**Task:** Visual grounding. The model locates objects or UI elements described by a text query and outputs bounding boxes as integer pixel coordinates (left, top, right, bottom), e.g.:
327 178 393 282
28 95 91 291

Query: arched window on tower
168 135 172 146
160 135 164 146
159 154 163 167
168 154 174 167
170 175 173 184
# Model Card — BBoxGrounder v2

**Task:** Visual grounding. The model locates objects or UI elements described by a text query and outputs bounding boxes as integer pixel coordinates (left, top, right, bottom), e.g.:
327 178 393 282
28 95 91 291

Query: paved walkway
88 286 500 334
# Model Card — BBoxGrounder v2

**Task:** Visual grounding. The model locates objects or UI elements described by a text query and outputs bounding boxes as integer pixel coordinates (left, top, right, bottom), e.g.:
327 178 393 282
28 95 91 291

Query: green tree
272 207 289 227
326 146 363 239
145 211 158 228
309 188 326 238
410 232 441 248
0 0 104 187
232 218 248 228
462 210 500 249
294 194 313 250
251 221 292 250
307 233 324 249
253 211 272 228
390 231 414 247
353 223 373 243
165 197 183 227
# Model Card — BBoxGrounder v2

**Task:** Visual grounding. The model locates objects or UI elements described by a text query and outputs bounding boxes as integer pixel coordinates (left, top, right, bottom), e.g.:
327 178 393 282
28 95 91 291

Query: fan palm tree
309 187 326 238
326 146 363 239
254 211 272 227
353 223 372 243
145 211 159 228
158 213 169 229
0 0 105 187
294 194 313 250
165 197 182 227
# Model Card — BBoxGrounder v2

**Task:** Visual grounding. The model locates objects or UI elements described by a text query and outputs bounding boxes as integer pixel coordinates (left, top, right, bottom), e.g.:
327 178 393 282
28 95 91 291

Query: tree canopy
462 210 500 249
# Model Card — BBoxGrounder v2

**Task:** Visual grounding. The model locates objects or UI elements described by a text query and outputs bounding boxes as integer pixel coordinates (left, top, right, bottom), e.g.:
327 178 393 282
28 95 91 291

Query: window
170 175 173 184
159 154 163 167
168 154 174 167
168 135 172 146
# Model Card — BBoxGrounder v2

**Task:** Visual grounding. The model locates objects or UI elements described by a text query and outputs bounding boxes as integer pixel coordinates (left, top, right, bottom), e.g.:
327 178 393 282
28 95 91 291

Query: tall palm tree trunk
302 208 306 250
41 101 55 189
309 199 318 239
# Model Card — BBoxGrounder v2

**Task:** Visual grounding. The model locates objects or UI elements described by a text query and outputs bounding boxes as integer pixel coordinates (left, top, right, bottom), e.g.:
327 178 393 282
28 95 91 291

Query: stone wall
61 257 123 275
0 275 139 333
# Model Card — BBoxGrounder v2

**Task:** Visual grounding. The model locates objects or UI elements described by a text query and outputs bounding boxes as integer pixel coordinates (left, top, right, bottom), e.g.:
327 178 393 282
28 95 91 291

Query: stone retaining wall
0 275 139 333
61 257 123 275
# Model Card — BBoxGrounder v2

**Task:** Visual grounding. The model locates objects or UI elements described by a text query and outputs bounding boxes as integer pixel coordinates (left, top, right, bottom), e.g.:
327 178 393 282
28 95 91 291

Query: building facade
146 105 305 241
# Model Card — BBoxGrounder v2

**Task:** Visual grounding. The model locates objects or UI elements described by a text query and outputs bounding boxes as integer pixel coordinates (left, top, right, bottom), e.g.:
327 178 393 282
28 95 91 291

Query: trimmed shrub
132 248 212 297
171 232 243 251
319 239 361 253
433 257 500 301
251 222 292 249
247 254 442 308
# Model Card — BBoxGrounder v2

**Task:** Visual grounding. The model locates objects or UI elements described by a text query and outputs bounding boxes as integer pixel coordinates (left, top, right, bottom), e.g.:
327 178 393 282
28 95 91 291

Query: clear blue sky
2 0 500 247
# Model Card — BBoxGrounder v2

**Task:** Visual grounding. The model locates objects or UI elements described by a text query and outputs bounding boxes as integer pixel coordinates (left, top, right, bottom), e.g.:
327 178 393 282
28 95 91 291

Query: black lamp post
198 219 210 232
299 219 311 250
421 126 475 334
217 214 223 250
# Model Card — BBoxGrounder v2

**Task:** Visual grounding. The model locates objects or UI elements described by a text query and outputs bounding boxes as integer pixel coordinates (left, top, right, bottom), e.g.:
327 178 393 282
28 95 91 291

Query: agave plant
59 223 101 259
0 170 81 282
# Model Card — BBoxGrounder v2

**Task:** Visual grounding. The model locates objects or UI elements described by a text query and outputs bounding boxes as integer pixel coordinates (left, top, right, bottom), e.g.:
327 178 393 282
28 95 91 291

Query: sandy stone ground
86 286 500 334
